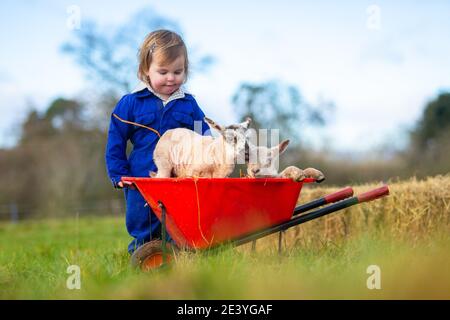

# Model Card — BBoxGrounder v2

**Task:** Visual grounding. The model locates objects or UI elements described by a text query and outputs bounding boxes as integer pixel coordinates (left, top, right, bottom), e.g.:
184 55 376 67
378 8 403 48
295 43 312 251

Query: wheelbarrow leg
158 201 167 266
278 231 285 254
251 240 256 252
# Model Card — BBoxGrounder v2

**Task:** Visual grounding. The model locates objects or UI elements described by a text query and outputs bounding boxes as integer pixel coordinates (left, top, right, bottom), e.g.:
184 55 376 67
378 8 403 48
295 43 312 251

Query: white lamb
152 117 251 178
245 139 325 182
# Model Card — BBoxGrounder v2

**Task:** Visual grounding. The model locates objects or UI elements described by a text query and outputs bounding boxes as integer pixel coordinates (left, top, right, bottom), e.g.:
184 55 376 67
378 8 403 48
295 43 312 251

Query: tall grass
285 174 450 247
0 175 449 299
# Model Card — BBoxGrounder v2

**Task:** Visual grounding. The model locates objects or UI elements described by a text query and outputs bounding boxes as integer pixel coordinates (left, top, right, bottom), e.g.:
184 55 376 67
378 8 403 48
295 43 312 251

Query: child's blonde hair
137 30 189 84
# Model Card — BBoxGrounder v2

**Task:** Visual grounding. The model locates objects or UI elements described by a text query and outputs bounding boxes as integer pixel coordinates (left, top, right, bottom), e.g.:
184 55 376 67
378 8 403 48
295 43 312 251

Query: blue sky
1 0 450 153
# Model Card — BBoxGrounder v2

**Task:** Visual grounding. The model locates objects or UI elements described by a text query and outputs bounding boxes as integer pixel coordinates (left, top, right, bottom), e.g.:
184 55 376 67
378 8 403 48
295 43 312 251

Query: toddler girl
105 30 210 253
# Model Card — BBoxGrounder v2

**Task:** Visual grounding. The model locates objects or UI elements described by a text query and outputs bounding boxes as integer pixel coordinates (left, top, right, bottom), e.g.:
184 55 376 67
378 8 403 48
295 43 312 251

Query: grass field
1 175 449 299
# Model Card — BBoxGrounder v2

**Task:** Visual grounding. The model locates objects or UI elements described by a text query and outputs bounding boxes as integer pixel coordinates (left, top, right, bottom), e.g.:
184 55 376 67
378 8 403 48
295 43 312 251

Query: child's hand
117 180 135 189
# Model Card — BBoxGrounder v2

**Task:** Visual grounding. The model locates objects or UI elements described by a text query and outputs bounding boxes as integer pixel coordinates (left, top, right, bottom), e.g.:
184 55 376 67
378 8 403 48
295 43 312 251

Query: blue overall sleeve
105 95 133 188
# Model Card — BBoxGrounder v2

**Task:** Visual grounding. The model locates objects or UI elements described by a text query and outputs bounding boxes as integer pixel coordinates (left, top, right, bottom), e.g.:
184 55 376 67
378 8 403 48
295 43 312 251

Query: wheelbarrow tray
122 177 312 249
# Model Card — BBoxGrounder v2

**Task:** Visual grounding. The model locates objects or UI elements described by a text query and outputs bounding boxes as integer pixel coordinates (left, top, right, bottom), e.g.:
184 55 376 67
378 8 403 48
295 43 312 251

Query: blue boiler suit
105 87 210 253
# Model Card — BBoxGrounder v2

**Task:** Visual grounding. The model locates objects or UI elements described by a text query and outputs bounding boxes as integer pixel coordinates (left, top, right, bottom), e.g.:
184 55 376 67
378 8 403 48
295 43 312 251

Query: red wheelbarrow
121 177 389 270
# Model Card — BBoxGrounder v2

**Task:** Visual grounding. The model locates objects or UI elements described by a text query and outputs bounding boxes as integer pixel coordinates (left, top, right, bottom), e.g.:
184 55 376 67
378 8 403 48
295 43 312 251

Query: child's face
147 55 185 99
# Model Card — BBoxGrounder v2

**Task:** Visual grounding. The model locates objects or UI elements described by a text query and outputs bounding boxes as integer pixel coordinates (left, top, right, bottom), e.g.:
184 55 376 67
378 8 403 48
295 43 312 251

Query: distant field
1 175 449 299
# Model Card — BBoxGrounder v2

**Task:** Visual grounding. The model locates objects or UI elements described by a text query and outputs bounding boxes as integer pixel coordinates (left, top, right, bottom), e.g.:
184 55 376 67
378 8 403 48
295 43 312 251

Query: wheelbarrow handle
324 187 354 203
120 177 138 190
294 186 354 216
357 185 389 203
231 184 390 247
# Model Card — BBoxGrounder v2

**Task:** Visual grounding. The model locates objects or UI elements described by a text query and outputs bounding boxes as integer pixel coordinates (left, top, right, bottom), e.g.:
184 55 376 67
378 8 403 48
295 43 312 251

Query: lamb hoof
315 176 325 183
303 168 325 183
281 166 306 182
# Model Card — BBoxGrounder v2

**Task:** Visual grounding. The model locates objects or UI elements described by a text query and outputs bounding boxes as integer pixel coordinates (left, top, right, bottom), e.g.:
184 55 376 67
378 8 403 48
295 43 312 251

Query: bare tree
62 7 214 94
232 80 334 146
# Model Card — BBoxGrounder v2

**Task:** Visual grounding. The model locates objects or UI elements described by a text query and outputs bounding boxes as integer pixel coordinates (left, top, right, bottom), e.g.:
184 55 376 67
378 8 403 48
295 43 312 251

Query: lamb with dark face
207 117 251 164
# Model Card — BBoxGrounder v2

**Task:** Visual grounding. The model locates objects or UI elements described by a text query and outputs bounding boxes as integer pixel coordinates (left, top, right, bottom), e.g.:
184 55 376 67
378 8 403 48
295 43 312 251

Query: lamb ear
239 117 252 129
204 116 224 132
274 139 290 155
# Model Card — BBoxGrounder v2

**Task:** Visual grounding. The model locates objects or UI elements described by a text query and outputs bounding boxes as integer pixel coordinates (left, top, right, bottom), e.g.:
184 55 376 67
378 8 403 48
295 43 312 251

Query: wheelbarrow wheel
130 240 177 271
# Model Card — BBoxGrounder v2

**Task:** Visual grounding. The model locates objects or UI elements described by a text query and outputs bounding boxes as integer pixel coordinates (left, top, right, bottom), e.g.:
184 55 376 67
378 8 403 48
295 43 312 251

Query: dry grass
239 174 450 252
